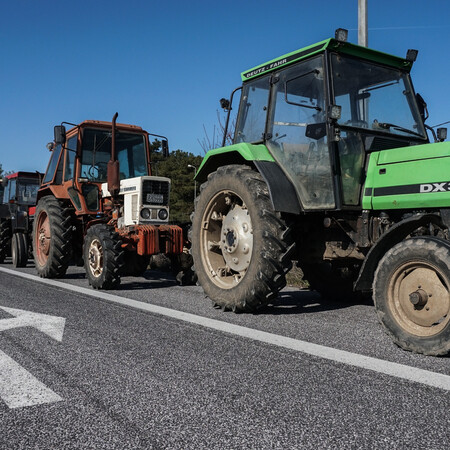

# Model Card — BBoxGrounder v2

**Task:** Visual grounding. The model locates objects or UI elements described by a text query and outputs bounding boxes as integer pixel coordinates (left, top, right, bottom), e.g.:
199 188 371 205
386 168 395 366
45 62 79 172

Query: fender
354 212 444 292
195 143 302 214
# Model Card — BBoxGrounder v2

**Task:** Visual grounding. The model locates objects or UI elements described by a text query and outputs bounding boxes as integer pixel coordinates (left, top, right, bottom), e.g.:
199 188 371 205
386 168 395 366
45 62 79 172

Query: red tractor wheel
33 196 72 278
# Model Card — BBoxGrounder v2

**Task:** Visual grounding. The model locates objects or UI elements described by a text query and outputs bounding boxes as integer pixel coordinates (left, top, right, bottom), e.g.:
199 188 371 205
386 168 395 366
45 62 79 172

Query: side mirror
220 98 230 110
416 93 428 123
305 123 327 140
1 177 8 187
437 128 447 142
161 140 169 158
54 125 66 145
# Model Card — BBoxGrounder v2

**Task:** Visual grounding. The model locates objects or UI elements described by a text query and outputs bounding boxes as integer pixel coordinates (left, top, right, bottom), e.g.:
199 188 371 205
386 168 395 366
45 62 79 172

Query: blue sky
1 0 449 173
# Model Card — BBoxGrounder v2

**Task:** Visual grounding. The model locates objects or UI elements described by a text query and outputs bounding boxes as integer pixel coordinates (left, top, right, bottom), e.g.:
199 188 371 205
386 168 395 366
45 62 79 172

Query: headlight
158 209 168 220
140 208 151 220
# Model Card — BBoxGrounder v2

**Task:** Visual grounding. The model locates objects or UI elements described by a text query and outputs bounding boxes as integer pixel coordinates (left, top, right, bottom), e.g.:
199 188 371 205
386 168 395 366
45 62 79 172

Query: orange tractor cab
0 171 42 267
33 114 183 288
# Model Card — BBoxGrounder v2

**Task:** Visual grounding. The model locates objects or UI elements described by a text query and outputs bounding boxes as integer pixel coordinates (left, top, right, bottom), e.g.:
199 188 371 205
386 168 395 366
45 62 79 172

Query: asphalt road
0 259 449 449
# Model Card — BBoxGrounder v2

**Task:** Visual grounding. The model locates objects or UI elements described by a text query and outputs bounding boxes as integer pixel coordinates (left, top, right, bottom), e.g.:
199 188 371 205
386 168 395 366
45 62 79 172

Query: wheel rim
35 211 51 266
388 261 450 337
200 190 253 289
88 238 104 278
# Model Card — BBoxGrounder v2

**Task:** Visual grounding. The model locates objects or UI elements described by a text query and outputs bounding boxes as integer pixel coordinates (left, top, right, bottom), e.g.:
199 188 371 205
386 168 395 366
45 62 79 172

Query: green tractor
191 29 450 355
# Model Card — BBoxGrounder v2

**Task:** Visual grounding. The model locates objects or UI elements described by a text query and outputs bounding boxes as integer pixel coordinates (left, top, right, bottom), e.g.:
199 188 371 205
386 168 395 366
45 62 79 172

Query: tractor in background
34 114 183 289
0 171 42 267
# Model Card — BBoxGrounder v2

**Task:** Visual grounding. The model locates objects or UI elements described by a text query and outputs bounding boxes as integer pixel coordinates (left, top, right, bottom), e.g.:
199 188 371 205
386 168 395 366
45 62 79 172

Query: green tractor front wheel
191 165 294 312
373 237 450 356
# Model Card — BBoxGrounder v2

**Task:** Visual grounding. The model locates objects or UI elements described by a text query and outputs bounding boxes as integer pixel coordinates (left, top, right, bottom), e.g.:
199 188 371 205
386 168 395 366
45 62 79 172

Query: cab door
266 55 335 210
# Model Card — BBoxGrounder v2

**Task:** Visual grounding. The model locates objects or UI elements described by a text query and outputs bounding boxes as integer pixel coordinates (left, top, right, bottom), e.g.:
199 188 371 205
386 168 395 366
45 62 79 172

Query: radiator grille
131 194 138 221
142 180 170 206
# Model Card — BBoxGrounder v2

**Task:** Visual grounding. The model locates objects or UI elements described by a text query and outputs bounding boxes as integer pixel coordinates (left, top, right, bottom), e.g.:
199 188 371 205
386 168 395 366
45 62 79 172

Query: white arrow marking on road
0 306 65 342
0 350 63 408
0 306 65 408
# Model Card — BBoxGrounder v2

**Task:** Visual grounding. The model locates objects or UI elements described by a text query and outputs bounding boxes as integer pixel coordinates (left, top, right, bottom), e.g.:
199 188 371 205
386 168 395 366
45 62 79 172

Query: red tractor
0 171 42 267
33 114 183 288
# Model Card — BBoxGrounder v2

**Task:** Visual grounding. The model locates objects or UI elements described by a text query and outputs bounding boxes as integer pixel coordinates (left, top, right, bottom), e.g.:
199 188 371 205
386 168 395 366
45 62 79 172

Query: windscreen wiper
377 122 424 138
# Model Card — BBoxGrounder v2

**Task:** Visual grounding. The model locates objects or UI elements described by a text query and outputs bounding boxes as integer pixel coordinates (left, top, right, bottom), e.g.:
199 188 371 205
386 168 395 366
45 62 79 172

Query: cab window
43 145 62 184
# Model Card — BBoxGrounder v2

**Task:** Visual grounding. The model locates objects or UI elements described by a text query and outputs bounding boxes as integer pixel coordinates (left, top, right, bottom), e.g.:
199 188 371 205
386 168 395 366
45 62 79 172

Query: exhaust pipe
107 112 120 197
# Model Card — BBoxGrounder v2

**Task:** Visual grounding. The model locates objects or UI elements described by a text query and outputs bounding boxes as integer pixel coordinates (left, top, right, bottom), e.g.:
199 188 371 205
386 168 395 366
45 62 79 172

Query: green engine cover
363 142 450 210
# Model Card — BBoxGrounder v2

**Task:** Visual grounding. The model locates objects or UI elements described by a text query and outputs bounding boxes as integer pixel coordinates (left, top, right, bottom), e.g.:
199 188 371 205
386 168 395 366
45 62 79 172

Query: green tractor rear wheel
191 165 294 312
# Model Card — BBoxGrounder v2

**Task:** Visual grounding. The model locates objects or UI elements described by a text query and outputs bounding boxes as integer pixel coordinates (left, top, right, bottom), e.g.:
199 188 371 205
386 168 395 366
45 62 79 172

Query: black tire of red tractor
121 251 150 277
191 165 295 312
83 224 123 289
0 219 11 263
373 237 450 356
12 232 28 268
33 196 72 278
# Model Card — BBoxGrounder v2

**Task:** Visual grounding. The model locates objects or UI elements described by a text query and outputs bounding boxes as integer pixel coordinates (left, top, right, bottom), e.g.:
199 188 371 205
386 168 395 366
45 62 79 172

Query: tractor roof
6 171 42 180
66 120 145 137
241 38 413 81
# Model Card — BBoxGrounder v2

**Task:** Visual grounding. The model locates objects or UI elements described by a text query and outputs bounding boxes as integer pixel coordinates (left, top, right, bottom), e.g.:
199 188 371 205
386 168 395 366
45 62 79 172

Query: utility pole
358 0 368 47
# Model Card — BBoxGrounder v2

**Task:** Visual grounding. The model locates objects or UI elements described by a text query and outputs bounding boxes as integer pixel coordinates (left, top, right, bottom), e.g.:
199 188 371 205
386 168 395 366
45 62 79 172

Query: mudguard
354 212 443 292
195 143 301 214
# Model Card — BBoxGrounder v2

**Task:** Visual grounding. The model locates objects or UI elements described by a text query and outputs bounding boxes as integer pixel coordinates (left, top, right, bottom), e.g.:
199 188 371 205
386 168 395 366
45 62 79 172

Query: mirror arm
222 86 242 147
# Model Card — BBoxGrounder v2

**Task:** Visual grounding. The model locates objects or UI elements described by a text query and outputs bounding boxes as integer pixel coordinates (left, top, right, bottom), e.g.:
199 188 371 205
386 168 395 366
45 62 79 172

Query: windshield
331 54 426 139
81 128 148 182
234 75 270 144
17 179 40 204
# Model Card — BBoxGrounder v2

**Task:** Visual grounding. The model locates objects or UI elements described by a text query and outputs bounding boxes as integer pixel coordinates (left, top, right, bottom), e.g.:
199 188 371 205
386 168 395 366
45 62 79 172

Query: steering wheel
88 165 100 179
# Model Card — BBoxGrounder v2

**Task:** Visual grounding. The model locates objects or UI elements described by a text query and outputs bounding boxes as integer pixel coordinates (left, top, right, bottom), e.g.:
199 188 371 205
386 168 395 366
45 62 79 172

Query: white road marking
0 350 63 408
0 304 66 408
0 306 65 342
1 266 450 391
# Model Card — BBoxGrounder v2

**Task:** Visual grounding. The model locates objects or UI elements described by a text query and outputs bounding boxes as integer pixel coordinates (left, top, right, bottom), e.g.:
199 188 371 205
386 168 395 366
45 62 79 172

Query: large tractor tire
373 237 450 356
33 196 72 278
191 165 294 312
84 224 123 289
121 251 150 277
0 219 11 263
11 232 28 268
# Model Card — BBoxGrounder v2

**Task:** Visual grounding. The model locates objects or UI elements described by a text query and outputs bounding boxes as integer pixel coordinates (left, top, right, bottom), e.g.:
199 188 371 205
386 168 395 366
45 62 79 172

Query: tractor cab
230 33 428 210
1 171 42 224
40 119 170 219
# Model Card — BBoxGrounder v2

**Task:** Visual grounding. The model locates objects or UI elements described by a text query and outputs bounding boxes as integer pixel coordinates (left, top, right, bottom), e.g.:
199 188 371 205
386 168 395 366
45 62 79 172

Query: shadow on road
256 288 373 316
119 270 178 290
